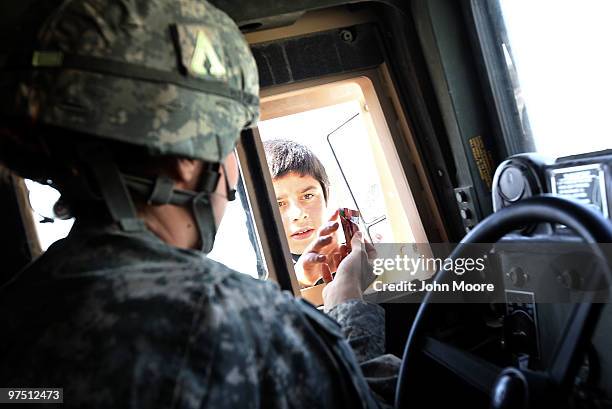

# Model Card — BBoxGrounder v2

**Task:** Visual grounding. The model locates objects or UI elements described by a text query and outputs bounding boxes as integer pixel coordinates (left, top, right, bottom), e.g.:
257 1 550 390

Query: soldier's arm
326 300 386 362
327 299 401 405
320 233 402 404
322 233 390 362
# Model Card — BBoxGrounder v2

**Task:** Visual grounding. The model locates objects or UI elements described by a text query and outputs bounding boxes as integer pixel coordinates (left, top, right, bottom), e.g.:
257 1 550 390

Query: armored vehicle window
486 0 612 158
257 75 440 303
259 77 427 245
208 171 268 279
24 180 74 251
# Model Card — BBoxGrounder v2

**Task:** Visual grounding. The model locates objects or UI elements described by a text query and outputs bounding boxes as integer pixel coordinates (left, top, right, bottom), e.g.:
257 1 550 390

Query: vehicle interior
1 0 611 408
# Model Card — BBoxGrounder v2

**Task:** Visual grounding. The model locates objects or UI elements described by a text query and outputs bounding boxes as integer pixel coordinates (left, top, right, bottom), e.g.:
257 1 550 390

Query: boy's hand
322 232 377 311
295 210 347 286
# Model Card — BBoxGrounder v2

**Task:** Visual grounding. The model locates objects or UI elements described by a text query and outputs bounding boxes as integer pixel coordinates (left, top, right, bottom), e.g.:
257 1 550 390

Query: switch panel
454 186 480 234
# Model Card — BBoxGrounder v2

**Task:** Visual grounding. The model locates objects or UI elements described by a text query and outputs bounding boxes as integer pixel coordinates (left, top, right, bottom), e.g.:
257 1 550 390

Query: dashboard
490 150 612 398
493 150 611 220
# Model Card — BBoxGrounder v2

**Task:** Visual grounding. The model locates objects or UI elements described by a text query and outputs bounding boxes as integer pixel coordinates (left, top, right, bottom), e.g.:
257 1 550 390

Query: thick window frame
236 132 301 294
0 171 41 283
464 0 536 155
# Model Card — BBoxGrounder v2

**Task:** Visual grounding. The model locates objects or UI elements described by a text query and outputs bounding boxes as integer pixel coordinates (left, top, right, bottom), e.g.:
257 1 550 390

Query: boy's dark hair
263 139 330 202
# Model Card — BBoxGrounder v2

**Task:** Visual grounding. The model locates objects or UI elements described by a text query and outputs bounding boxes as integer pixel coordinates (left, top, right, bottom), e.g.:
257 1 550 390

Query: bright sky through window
500 0 612 158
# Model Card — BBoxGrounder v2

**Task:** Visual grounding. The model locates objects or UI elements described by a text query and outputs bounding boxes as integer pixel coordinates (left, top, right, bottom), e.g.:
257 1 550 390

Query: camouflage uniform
0 222 399 408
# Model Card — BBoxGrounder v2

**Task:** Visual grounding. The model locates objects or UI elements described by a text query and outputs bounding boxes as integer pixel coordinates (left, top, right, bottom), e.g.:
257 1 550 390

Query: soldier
0 0 399 408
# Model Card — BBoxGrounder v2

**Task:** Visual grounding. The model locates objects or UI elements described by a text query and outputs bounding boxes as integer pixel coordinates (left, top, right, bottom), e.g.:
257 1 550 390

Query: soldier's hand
322 232 377 311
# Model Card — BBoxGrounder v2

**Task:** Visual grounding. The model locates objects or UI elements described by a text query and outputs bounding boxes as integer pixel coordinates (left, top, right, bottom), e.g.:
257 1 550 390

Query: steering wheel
395 195 612 409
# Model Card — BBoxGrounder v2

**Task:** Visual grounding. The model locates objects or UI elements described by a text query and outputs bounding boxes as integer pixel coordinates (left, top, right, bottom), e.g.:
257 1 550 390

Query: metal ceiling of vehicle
210 0 408 31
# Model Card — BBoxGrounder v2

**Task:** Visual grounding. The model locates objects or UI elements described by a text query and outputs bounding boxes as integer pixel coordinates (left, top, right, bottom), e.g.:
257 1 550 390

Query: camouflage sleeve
327 299 385 362
327 299 401 406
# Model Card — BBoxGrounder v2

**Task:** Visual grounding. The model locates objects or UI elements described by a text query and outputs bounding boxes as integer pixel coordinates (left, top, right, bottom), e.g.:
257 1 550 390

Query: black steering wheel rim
395 195 612 409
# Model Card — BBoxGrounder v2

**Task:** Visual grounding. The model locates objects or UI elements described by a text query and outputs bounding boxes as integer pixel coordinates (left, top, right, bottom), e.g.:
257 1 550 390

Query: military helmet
0 0 259 164
0 0 260 252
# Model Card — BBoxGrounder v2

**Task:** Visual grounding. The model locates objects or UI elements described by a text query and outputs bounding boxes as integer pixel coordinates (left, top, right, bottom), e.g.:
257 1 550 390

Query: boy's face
273 172 327 254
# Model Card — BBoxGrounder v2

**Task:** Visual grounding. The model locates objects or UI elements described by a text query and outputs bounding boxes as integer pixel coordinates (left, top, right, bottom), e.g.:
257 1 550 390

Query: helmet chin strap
187 162 237 253
192 162 236 252
191 191 216 253
79 143 236 253
122 164 236 253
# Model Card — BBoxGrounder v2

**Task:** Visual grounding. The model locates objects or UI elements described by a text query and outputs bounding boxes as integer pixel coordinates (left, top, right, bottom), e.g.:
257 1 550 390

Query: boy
264 139 346 286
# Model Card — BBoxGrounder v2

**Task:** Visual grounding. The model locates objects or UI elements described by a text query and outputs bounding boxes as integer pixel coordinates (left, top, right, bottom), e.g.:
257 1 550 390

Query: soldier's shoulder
203 257 290 305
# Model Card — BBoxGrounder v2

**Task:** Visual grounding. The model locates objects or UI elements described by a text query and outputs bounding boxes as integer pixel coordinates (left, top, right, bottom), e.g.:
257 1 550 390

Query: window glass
496 0 612 158
327 112 387 224
24 179 74 251
367 218 393 243
208 175 267 279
